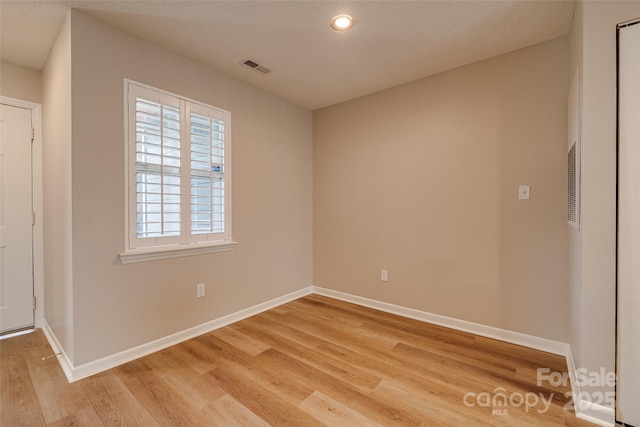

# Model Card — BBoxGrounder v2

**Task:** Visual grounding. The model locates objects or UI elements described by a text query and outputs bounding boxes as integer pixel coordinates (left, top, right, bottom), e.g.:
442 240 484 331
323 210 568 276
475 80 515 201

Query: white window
121 81 234 262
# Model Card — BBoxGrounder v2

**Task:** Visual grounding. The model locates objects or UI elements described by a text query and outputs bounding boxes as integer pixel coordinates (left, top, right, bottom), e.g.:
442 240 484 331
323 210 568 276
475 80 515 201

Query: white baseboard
41 319 75 382
565 348 615 427
43 286 313 382
574 401 615 427
312 286 570 356
565 346 579 398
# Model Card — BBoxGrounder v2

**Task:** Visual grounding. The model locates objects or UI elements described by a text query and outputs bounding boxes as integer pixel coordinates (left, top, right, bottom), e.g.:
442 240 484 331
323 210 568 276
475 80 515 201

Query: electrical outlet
381 270 388 282
518 185 531 200
196 283 205 298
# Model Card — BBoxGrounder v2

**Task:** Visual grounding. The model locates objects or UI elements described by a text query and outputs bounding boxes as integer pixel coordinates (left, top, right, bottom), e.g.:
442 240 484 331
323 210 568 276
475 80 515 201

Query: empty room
1 1 639 426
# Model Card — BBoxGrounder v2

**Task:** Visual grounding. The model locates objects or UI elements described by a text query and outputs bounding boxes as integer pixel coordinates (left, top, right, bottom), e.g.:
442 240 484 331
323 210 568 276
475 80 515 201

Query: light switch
519 185 531 200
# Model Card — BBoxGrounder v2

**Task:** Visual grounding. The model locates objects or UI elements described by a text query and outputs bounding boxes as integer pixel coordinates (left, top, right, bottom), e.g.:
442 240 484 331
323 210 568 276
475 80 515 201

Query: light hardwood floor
2 294 596 426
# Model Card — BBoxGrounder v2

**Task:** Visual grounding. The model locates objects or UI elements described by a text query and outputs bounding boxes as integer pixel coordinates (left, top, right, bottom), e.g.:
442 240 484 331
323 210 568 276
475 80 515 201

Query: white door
0 104 34 334
617 20 640 427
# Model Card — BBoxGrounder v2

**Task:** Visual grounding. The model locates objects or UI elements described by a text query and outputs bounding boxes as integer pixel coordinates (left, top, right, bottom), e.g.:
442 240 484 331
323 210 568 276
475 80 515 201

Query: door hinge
32 212 36 226
32 296 37 310
31 128 35 142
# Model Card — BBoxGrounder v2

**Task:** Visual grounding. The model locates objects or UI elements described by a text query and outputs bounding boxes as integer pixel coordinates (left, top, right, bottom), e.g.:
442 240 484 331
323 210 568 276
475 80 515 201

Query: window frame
120 80 235 264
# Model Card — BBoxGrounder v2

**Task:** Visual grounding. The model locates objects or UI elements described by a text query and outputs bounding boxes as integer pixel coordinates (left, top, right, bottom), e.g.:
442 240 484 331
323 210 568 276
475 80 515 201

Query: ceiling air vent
242 59 271 74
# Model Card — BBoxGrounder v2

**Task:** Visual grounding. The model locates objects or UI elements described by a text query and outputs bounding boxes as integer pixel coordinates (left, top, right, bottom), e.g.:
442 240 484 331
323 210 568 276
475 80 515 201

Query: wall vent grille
568 142 577 225
567 66 580 229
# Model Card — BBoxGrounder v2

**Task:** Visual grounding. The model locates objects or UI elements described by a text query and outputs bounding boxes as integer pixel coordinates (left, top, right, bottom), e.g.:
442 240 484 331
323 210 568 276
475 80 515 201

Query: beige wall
314 37 570 342
42 13 74 363
1 61 42 104
569 0 640 403
46 10 313 366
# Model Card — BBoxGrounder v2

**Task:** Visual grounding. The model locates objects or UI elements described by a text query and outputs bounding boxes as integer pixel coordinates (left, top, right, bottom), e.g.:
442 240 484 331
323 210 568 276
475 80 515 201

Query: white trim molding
41 319 74 382
565 349 615 427
119 241 237 264
574 401 615 427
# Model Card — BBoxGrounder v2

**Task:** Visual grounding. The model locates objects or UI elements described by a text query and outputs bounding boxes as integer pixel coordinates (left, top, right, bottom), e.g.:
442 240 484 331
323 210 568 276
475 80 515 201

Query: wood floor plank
389 340 571 421
79 372 159 427
301 294 477 345
473 335 569 372
45 406 104 427
166 338 220 375
246 312 428 398
371 377 496 427
0 330 45 355
269 305 290 315
375 371 562 427
390 341 522 393
22 342 91 424
255 347 359 404
209 324 271 357
299 391 384 427
202 394 271 426
274 309 400 354
275 313 494 397
208 365 324 427
197 334 314 406
243 311 325 350
1 296 596 426
142 348 226 409
250 347 422 426
114 359 210 426
285 299 367 328
0 340 47 426
236 318 383 394
515 364 572 395
359 321 518 378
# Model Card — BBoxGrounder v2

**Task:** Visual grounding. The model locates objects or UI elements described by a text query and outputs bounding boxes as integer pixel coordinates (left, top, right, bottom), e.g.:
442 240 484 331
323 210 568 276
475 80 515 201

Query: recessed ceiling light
329 14 356 32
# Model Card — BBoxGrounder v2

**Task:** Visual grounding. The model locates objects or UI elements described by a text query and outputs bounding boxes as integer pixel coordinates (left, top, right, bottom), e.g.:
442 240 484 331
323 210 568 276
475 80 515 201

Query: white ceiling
1 0 575 110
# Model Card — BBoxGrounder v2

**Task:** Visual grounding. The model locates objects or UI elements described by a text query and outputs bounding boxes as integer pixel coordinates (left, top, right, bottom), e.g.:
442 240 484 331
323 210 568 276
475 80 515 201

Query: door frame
1 96 43 330
616 18 640 427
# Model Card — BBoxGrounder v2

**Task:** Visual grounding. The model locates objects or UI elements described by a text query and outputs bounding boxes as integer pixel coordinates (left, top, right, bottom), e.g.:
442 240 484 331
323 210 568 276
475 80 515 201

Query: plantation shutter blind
188 103 230 243
127 82 231 250
129 85 182 248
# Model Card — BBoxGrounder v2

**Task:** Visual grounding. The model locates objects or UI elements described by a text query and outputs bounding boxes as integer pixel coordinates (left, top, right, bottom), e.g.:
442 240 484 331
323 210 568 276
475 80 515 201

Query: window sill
119 241 237 264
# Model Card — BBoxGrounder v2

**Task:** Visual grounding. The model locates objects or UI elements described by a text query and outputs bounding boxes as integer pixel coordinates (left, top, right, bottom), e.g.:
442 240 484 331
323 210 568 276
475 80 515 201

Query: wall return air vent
567 67 581 229
242 59 271 74
568 142 578 225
